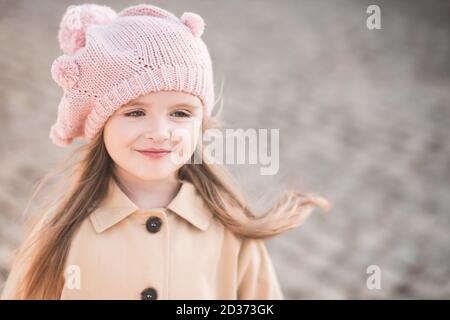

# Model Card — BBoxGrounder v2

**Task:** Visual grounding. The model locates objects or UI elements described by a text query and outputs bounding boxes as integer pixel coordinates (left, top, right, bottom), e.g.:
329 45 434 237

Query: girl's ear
58 4 117 55
180 12 205 38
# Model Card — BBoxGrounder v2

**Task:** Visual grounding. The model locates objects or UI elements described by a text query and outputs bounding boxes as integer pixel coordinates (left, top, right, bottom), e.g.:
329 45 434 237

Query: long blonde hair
9 97 331 299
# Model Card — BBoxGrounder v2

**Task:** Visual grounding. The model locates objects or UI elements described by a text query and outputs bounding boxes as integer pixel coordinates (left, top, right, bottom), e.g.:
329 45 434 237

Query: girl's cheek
172 128 193 150
175 121 202 147
118 118 146 139
169 126 198 164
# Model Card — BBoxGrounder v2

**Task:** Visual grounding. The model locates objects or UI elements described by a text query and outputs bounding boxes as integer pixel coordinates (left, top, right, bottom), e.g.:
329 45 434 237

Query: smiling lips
136 148 172 159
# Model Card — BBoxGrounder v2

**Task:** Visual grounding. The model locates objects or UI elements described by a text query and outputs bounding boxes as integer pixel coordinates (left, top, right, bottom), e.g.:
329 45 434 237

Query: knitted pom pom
51 55 80 90
49 124 73 147
180 12 205 38
58 4 117 54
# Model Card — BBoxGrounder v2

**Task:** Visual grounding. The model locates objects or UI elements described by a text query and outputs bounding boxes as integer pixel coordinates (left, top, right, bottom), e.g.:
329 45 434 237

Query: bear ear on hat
58 4 117 55
118 4 178 20
180 12 205 38
51 54 80 90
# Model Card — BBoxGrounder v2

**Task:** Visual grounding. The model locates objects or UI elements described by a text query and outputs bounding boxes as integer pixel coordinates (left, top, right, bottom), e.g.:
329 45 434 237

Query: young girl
1 3 331 300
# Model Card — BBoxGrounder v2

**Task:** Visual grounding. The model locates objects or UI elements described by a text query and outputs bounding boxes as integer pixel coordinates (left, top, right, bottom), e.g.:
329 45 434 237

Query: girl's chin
132 161 178 174
132 171 175 181
137 156 187 168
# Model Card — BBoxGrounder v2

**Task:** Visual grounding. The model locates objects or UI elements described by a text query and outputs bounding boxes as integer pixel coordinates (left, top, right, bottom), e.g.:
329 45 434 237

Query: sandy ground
0 0 449 298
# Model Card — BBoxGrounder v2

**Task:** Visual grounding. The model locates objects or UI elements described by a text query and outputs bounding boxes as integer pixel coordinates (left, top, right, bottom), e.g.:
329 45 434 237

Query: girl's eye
124 110 192 118
124 110 145 117
171 110 191 118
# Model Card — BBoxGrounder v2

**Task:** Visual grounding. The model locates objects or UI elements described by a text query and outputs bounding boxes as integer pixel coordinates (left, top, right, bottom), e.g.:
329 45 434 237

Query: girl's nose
143 117 171 143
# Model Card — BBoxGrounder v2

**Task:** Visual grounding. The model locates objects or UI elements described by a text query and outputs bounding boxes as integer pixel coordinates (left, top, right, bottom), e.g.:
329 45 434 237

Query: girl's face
103 91 204 181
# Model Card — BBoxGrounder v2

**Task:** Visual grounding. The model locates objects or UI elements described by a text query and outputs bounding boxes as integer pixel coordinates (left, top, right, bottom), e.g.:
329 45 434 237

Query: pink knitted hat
49 3 215 147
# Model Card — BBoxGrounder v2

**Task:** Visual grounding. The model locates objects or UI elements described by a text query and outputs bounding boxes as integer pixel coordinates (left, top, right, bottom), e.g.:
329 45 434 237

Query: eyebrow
121 101 201 109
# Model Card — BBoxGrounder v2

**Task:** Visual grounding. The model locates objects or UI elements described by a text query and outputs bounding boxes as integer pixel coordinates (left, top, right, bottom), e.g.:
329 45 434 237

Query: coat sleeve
237 238 284 300
1 208 54 300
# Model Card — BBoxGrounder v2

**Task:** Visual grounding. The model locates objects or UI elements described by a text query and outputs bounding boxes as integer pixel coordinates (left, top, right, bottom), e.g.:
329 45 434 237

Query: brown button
145 216 162 233
141 287 158 300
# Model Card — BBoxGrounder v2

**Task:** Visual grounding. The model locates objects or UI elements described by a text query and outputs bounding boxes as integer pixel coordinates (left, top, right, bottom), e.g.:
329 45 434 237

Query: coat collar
89 177 213 233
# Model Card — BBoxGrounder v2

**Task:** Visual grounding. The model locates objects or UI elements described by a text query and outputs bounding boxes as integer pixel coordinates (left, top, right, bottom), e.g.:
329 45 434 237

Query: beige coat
1 178 284 300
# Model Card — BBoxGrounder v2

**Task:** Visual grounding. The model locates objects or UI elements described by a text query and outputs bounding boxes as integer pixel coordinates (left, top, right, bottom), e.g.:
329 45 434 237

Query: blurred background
0 0 449 299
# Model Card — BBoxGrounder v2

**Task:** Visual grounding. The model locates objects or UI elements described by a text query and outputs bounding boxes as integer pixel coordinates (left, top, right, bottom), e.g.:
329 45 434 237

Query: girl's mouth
136 150 172 159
